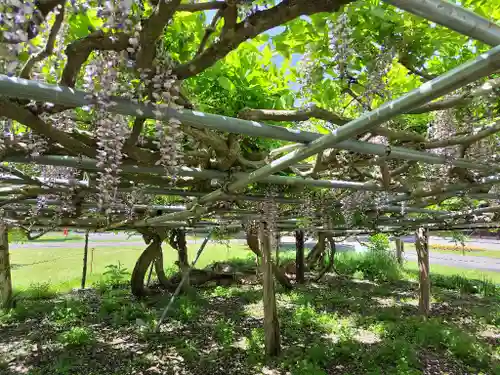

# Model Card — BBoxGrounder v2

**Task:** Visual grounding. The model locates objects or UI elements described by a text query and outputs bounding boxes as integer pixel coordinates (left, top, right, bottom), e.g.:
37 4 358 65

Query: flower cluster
124 182 152 219
328 12 354 80
148 61 184 180
364 45 394 105
84 52 130 211
0 0 35 74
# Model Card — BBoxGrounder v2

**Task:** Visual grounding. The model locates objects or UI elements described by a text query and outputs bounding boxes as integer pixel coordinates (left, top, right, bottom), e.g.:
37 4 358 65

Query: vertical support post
81 230 90 289
177 229 190 293
275 232 280 266
259 221 281 357
395 237 404 265
0 224 12 309
295 230 305 284
415 228 430 316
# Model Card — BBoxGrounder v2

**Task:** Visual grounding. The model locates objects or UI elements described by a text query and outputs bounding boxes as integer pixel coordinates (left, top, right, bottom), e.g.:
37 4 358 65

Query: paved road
11 232 500 273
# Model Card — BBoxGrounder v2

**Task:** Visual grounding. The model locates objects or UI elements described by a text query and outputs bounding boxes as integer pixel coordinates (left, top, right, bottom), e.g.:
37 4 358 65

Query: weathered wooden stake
415 228 430 316
275 232 280 266
295 230 305 284
259 222 281 357
395 237 404 265
176 230 190 293
0 224 12 309
80 230 90 289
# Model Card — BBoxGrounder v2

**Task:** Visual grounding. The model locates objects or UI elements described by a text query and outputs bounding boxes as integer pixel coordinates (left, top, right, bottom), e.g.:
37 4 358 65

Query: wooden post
274 232 280 266
0 224 12 309
415 228 430 316
80 231 90 289
259 222 281 357
177 229 190 293
295 230 305 284
395 237 404 265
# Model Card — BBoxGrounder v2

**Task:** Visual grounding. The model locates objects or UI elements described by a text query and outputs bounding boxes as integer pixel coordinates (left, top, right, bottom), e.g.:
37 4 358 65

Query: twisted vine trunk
169 229 190 293
315 238 336 282
0 225 12 309
131 236 172 297
306 232 326 268
246 226 292 290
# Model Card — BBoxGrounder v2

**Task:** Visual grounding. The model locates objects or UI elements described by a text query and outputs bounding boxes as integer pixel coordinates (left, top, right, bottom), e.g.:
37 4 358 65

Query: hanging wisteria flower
328 12 354 80
0 0 36 74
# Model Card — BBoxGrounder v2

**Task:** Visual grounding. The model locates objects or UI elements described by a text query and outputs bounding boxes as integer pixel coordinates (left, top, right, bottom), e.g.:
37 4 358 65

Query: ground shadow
1 265 498 375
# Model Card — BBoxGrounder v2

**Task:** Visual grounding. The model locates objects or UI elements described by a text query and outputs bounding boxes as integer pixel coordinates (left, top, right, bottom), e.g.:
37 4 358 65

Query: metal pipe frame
4 155 399 193
383 0 500 46
2 76 500 174
133 45 500 226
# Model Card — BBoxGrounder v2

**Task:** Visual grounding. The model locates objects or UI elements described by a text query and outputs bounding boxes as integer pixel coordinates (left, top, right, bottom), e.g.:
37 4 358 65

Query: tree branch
409 78 500 114
20 3 65 79
196 8 224 57
238 106 426 143
0 165 43 187
178 1 226 12
135 0 182 70
221 1 237 37
61 31 129 87
0 99 96 158
126 118 146 147
398 54 437 81
424 120 500 149
173 0 351 79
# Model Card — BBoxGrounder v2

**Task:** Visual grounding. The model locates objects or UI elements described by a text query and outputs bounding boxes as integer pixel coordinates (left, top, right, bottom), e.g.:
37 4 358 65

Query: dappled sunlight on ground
1 262 499 375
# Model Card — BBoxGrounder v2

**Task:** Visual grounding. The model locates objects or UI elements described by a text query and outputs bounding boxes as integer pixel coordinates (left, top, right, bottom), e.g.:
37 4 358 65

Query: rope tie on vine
385 145 392 157
221 167 237 195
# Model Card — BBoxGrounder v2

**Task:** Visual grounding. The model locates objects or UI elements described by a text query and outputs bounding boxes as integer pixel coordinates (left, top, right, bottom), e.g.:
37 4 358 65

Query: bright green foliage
58 327 95 347
368 233 390 252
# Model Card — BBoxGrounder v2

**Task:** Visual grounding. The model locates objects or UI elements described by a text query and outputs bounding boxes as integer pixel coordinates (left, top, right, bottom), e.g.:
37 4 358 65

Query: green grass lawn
10 240 254 291
404 261 500 284
3 242 499 375
402 243 500 259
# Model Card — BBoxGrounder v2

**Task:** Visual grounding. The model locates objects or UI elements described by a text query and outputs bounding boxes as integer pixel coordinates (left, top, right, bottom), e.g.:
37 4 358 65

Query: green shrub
336 250 401 282
94 262 130 291
431 274 498 296
22 282 56 300
368 233 390 253
358 251 401 282
50 299 90 326
214 318 235 346
58 327 94 346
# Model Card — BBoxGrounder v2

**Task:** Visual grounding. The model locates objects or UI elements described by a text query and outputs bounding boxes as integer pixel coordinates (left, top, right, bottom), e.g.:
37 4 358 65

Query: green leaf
68 10 102 40
217 76 236 92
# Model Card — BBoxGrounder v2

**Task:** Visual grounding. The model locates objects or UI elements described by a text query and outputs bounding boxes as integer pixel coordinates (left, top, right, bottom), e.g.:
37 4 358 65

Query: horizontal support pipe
142 44 500 225
4 155 395 193
383 0 500 46
389 175 500 204
1 76 499 174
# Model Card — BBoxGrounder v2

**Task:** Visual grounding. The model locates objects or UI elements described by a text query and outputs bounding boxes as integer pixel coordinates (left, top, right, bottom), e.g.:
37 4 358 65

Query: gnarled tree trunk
131 236 171 297
169 229 190 293
0 225 12 309
306 232 326 269
246 225 292 290
315 238 336 281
